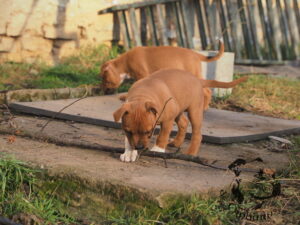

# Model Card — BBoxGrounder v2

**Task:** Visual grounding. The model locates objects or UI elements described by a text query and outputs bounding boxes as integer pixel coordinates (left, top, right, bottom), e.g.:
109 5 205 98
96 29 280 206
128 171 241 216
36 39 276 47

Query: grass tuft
0 155 74 224
211 74 300 120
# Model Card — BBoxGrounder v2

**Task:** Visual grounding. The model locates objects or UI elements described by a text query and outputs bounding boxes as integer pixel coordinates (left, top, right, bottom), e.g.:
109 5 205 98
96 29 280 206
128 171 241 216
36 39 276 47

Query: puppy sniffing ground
101 41 225 110
113 69 247 162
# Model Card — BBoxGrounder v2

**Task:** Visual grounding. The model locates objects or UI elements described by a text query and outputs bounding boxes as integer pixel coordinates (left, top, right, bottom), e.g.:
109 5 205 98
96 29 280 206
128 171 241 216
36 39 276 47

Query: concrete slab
0 115 291 195
9 95 300 144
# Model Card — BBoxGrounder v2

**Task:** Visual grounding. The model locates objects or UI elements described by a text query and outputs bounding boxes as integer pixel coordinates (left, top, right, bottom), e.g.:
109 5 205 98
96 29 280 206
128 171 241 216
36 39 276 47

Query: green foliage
212 74 300 119
0 155 74 224
0 44 121 91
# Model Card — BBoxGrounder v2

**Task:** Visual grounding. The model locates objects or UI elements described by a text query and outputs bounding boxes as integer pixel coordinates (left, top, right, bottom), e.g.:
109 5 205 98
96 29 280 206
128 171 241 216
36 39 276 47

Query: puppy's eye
141 131 151 135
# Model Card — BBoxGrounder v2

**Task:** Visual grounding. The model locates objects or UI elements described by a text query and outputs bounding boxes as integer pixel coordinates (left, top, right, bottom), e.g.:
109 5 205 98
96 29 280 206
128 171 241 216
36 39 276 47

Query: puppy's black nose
135 144 144 150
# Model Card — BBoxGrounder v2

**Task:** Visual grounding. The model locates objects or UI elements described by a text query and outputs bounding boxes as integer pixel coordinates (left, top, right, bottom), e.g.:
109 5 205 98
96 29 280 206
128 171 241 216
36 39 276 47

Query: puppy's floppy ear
113 103 130 122
145 101 158 116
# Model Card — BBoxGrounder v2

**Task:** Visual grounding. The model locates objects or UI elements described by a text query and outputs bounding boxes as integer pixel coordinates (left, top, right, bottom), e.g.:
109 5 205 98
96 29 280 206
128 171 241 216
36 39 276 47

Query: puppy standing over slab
100 41 224 110
113 69 247 162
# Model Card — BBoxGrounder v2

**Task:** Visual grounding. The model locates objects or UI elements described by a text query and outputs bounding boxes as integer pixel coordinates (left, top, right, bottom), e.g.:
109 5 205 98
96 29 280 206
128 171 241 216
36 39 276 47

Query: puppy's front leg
120 136 138 162
151 120 174 153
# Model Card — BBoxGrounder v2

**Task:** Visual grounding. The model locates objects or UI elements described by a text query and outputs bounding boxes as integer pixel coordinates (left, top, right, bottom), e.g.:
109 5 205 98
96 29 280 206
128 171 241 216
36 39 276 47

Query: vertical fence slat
155 4 168 46
284 0 299 57
112 12 120 46
146 6 159 46
225 0 242 59
165 2 183 47
293 0 300 37
128 8 142 47
237 0 254 59
194 0 208 49
172 2 185 47
216 0 232 51
203 0 218 49
117 11 131 50
140 7 147 46
266 0 283 61
276 0 291 59
175 2 188 47
180 0 194 48
257 0 274 59
246 0 263 60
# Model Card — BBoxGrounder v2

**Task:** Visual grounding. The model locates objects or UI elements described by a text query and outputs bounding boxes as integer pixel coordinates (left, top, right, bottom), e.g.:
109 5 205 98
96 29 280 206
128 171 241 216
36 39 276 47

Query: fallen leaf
7 135 16 144
262 168 276 176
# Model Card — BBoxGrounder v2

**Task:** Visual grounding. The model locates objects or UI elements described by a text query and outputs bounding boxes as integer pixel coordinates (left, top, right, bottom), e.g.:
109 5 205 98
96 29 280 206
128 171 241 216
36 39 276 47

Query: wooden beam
194 0 208 49
128 8 142 46
117 11 131 50
98 0 178 14
155 4 169 46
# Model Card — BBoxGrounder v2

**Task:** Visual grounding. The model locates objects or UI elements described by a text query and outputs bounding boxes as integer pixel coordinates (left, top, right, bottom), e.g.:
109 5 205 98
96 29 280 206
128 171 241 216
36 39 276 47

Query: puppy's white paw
150 145 165 153
120 150 138 162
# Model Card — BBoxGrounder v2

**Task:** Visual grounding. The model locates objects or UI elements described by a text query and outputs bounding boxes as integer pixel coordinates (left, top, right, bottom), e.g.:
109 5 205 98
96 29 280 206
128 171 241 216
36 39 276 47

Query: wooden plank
225 0 242 59
204 0 219 49
216 0 231 51
172 2 185 47
146 6 159 46
266 0 283 61
140 7 148 46
237 0 254 59
175 1 188 47
284 0 299 58
98 0 178 14
165 2 182 46
246 0 263 60
194 0 208 49
155 4 169 45
276 0 292 59
180 0 194 48
294 0 300 37
257 0 274 59
117 11 131 50
112 12 120 46
128 8 142 46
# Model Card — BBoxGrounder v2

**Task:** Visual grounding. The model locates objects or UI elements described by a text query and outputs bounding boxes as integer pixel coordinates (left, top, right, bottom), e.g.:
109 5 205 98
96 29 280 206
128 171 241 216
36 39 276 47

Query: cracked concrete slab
9 95 300 144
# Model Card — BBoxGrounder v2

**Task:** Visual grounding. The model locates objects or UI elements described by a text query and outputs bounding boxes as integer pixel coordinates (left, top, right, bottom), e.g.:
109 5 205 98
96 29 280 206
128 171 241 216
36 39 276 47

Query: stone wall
0 0 136 64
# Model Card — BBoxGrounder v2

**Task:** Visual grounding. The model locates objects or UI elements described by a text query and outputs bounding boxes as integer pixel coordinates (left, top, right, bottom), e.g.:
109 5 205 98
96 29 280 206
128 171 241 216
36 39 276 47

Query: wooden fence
98 0 300 65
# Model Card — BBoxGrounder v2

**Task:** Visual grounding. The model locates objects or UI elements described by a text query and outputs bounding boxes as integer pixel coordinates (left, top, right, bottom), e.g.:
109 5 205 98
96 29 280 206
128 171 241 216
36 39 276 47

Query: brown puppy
113 69 247 162
101 41 224 109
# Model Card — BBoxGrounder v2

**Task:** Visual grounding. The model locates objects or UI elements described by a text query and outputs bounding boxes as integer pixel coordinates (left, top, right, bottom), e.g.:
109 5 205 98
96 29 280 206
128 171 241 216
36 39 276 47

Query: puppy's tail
197 40 224 62
202 76 248 88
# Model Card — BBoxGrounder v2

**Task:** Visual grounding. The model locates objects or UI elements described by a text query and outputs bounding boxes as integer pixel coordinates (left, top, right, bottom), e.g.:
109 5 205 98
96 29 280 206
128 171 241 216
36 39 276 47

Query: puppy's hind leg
203 88 212 111
168 113 188 148
186 105 203 156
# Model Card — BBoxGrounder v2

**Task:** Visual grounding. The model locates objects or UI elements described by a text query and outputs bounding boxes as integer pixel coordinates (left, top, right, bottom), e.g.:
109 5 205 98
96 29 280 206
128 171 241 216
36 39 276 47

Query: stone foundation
0 0 137 64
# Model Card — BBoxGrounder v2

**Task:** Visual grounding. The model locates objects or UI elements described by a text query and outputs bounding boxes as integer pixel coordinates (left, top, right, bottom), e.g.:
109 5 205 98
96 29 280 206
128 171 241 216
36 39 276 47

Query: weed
0 155 75 224
211 74 300 119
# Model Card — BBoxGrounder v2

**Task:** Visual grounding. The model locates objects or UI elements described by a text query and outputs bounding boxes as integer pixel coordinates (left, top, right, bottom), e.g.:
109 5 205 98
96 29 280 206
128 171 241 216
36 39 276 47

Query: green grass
2 135 299 224
211 74 300 120
0 155 74 224
0 44 121 91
